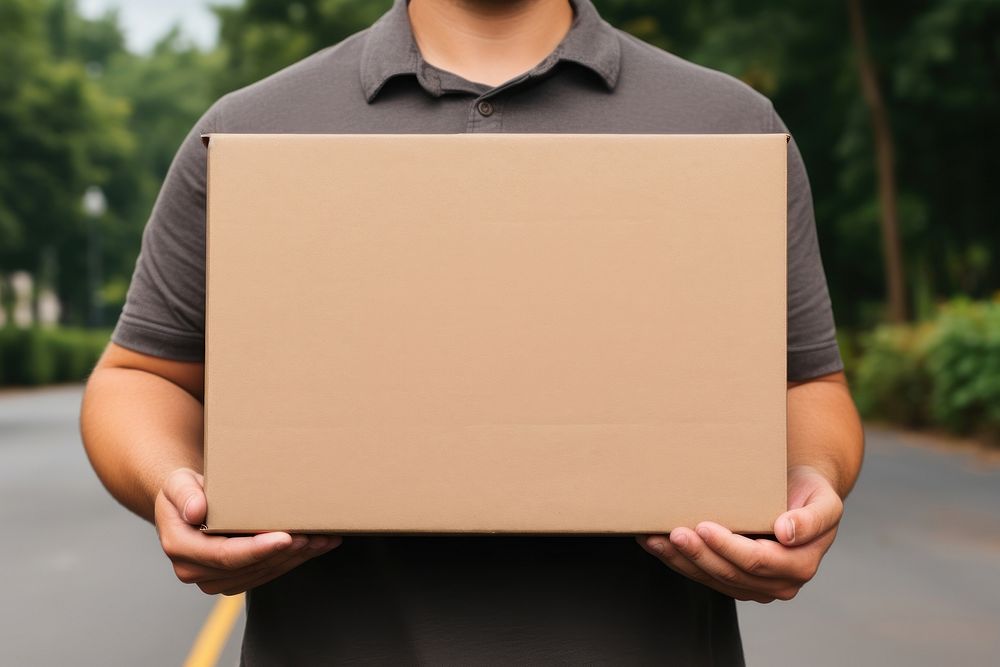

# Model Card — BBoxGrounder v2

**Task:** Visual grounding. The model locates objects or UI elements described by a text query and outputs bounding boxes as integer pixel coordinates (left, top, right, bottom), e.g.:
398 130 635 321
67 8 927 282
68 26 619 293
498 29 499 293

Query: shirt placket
465 72 532 133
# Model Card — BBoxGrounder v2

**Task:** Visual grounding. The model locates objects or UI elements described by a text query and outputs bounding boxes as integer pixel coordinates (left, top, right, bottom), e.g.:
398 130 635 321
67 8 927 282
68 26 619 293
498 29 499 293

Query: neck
407 0 574 87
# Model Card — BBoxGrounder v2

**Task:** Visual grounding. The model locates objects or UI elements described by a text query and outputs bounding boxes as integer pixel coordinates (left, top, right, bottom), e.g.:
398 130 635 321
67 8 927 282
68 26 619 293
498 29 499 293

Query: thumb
162 467 207 525
775 475 843 546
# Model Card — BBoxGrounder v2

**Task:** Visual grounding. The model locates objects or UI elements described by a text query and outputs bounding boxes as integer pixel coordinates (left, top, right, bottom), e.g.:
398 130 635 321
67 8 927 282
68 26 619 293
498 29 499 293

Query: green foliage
853 323 933 427
0 0 133 325
213 0 392 95
2 0 998 331
98 29 224 311
835 328 860 385
1 0 999 439
0 327 109 386
852 299 1000 438
0 1 223 326
923 300 1000 436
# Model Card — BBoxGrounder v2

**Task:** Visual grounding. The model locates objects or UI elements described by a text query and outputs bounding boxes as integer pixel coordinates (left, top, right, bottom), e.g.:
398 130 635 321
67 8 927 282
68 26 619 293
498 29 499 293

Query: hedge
3 301 999 441
851 298 1000 439
0 327 110 386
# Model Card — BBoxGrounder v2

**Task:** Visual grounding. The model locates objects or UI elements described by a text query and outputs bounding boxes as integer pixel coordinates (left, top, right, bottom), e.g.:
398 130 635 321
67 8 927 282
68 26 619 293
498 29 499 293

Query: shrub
836 329 860 385
852 323 933 427
850 298 1000 439
0 327 110 386
923 300 1000 437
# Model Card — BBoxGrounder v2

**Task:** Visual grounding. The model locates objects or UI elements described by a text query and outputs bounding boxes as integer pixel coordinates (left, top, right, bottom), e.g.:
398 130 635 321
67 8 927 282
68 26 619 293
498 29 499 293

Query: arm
636 370 865 603
81 342 342 595
785 371 863 499
81 342 205 521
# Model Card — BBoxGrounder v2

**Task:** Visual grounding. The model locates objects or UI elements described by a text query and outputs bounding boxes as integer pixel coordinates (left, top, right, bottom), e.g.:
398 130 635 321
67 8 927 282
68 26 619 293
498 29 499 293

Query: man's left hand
636 464 844 603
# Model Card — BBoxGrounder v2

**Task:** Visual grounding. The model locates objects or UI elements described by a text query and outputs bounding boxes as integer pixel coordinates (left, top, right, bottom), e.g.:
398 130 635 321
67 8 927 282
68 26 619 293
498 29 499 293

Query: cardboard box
202 133 788 535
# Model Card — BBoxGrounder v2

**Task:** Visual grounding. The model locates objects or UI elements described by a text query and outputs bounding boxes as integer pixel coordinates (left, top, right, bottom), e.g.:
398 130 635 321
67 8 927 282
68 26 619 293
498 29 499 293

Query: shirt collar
360 0 622 102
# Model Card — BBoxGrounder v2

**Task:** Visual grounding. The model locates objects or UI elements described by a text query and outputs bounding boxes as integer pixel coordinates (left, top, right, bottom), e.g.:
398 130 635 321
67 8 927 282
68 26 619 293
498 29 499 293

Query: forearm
80 366 204 522
787 372 865 499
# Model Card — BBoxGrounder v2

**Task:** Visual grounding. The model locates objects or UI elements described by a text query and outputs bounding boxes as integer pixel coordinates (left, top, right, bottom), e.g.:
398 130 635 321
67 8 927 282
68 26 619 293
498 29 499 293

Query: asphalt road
1 386 997 666
0 386 243 667
738 425 1000 666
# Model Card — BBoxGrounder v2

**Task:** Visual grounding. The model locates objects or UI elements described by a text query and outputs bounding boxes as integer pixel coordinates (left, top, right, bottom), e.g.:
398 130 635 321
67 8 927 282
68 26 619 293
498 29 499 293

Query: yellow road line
183 593 245 667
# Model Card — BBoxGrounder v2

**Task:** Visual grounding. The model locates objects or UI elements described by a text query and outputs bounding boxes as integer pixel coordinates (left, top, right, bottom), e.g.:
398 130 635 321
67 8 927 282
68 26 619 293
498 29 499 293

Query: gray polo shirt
113 0 843 664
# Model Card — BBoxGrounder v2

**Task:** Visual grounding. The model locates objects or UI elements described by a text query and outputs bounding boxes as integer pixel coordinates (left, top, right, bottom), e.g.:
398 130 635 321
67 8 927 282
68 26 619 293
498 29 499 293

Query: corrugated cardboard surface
203 133 787 534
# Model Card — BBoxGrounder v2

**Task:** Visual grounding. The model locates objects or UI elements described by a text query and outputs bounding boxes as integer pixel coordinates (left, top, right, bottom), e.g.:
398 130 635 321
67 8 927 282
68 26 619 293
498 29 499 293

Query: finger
776 483 844 546
667 528 790 595
638 535 718 586
695 522 816 583
637 535 776 603
162 468 208 525
156 473 300 571
173 534 311 583
156 487 296 570
178 534 342 583
201 538 342 596
161 520 294 571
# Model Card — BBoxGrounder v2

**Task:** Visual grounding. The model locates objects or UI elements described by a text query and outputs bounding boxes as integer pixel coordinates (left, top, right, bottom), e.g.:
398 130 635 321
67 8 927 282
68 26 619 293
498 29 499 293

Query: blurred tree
98 29 223 314
887 0 1000 312
4 0 996 330
0 0 133 325
0 0 221 325
213 0 393 95
848 0 906 323
597 1 1000 327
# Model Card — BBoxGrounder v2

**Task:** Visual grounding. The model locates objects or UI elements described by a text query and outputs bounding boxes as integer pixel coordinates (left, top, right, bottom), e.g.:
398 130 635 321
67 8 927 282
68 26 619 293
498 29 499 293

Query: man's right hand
155 468 342 596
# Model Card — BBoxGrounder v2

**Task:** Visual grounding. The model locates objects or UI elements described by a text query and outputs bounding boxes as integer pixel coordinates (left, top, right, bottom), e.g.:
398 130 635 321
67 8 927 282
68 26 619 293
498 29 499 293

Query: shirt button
476 100 495 117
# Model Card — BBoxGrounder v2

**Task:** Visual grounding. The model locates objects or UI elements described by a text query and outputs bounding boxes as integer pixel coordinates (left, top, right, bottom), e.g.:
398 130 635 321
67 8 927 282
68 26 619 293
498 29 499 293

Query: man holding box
81 0 864 664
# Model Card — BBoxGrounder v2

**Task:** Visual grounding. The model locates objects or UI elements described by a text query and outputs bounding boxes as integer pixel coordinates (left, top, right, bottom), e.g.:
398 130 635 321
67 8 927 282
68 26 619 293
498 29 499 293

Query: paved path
1 386 997 666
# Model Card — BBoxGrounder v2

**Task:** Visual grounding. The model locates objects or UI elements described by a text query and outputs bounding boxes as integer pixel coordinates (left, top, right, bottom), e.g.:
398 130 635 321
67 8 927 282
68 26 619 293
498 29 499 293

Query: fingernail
291 536 309 550
673 532 688 548
647 538 666 554
310 536 329 550
696 525 711 541
784 517 796 543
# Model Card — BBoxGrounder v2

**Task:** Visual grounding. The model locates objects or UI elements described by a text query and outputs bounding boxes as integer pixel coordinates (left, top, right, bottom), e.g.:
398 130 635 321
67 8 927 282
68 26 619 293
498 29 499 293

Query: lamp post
82 186 107 328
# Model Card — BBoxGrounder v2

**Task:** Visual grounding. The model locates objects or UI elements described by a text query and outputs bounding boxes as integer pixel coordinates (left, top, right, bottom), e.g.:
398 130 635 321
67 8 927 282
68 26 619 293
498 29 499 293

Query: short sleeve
111 101 224 361
768 106 844 380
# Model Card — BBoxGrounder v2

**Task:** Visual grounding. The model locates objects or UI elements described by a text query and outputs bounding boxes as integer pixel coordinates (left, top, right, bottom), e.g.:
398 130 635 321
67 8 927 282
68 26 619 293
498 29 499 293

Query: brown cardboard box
202 133 787 535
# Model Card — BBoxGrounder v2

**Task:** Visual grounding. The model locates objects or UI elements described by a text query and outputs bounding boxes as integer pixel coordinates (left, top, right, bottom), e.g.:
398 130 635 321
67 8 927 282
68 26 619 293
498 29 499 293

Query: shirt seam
788 340 840 353
118 313 204 340
788 357 845 381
